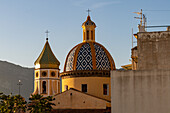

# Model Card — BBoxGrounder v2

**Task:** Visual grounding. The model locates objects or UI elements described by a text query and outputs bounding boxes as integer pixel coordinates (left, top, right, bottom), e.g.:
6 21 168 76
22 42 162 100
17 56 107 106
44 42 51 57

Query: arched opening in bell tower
42 81 46 94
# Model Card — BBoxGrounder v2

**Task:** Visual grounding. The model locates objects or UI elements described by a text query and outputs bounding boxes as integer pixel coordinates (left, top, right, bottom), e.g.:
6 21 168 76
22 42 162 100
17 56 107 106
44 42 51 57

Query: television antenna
134 9 147 26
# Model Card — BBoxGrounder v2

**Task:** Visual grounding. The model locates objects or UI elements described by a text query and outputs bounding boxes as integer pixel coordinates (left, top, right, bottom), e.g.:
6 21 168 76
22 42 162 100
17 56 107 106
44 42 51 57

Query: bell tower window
42 81 46 94
42 71 47 77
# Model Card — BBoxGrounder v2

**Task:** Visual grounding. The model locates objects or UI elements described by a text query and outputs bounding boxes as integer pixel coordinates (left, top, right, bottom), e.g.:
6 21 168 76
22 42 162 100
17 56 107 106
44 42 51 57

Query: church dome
63 15 115 73
61 14 114 101
64 42 115 72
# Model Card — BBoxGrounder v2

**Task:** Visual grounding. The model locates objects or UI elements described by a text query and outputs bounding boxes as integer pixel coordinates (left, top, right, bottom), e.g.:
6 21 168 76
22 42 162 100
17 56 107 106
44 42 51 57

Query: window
42 71 47 77
51 71 55 77
87 30 89 40
103 84 109 95
36 72 38 77
91 30 93 40
83 32 85 40
42 81 46 94
64 85 68 91
58 72 60 78
82 84 87 93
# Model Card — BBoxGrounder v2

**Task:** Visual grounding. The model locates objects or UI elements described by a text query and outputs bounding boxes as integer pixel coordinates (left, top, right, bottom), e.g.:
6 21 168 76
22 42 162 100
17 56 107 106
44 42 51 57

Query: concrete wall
137 31 170 70
111 70 170 113
131 46 137 70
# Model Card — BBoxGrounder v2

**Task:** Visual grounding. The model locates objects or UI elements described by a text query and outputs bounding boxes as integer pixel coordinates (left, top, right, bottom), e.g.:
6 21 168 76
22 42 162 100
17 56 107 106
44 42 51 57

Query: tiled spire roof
34 40 60 69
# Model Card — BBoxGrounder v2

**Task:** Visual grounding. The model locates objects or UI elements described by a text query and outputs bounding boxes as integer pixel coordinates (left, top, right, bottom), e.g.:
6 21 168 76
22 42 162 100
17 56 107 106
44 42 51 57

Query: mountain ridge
0 60 34 100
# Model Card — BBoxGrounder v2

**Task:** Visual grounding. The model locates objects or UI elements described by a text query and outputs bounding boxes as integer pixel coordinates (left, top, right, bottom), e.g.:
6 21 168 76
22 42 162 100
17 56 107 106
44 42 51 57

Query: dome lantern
82 15 96 42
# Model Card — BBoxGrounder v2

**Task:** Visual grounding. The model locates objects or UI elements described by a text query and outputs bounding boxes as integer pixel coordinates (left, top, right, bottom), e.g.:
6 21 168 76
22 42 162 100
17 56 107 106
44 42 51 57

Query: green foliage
0 93 55 113
0 93 27 113
28 94 55 113
0 93 15 113
13 95 27 112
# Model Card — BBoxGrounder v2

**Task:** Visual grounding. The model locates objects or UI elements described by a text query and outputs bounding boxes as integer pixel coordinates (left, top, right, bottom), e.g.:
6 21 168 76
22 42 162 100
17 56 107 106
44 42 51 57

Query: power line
144 10 170 11
145 25 170 28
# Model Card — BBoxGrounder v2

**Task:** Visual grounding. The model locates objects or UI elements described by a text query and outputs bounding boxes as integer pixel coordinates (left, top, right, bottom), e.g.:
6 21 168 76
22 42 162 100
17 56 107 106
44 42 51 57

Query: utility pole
17 80 22 113
132 28 133 48
17 80 22 95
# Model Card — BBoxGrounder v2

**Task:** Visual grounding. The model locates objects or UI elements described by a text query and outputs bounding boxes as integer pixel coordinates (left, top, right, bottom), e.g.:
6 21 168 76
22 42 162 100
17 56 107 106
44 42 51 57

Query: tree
13 95 27 113
0 93 14 113
28 94 55 113
0 93 27 113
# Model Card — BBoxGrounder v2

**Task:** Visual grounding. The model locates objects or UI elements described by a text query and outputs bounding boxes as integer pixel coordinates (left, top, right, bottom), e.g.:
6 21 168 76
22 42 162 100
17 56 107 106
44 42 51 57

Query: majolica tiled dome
63 42 115 72
63 15 115 72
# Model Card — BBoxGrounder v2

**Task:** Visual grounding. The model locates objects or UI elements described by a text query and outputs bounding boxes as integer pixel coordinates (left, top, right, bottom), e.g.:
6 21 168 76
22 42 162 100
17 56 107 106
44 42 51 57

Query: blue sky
0 0 169 70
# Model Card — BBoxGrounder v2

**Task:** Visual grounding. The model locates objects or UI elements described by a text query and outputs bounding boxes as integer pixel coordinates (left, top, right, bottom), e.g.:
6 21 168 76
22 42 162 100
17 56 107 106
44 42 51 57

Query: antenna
134 9 147 26
134 9 147 32
134 9 143 26
132 28 133 48
143 14 147 27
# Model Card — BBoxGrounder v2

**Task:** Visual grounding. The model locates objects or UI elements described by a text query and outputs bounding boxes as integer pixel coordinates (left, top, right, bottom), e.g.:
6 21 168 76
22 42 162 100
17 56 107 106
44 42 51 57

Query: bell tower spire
82 9 96 42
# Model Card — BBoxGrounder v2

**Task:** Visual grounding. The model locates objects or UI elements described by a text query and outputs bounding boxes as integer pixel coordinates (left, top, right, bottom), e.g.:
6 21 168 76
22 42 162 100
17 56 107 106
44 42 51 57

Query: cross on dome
86 9 91 16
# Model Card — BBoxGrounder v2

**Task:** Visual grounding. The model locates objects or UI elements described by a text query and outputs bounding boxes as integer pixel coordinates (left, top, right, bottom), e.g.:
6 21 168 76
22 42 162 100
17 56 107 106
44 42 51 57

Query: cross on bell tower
45 30 49 40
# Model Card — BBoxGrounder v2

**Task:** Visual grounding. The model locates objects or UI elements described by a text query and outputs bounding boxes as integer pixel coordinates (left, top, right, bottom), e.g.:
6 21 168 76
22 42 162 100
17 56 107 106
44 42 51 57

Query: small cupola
82 15 96 42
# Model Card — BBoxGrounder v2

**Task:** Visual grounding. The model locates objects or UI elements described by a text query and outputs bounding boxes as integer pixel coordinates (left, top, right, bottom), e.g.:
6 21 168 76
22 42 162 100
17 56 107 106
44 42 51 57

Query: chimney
138 25 145 32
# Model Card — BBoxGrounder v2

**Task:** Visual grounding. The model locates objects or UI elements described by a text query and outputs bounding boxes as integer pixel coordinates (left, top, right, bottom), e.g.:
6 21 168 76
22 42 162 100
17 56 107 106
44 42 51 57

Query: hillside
0 61 34 100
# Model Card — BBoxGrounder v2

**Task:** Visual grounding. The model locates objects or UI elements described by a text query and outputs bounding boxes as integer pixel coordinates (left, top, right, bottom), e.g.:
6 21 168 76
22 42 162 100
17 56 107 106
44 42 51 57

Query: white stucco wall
111 70 170 113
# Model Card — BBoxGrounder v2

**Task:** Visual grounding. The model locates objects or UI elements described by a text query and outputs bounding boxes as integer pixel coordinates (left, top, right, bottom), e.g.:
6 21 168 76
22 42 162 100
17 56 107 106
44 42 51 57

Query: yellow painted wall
62 77 111 101
33 69 60 96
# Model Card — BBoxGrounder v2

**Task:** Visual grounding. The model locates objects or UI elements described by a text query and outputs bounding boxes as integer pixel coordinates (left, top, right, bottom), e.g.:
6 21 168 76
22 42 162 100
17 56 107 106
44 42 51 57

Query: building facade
111 26 170 113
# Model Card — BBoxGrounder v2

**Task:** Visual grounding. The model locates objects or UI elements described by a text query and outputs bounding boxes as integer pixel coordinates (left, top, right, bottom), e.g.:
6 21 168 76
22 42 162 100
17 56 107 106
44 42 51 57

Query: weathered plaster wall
137 31 170 70
111 70 170 113
53 89 110 109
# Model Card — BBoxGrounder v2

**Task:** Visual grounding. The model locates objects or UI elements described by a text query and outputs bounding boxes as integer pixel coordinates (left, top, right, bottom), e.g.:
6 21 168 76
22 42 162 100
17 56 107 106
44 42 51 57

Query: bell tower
33 32 60 96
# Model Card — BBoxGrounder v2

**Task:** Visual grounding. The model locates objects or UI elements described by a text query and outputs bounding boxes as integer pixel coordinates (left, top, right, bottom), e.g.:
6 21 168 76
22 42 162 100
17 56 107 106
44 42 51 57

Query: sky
0 0 170 71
